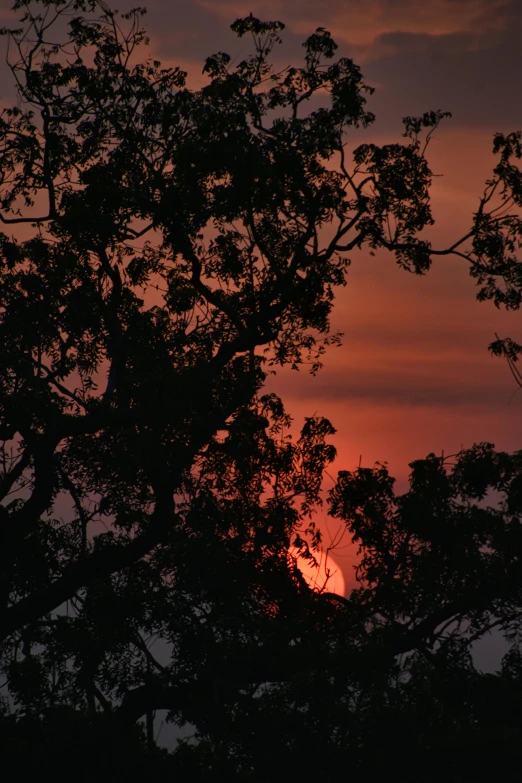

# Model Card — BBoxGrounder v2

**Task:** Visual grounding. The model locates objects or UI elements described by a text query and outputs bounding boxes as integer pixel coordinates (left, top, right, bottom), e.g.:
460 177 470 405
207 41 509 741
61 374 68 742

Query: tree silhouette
1 1 522 780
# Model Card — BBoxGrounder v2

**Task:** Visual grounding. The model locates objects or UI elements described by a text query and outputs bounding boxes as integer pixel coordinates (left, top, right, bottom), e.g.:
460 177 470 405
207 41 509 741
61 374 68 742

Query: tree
167 443 522 781
0 0 437 665
1 1 522 779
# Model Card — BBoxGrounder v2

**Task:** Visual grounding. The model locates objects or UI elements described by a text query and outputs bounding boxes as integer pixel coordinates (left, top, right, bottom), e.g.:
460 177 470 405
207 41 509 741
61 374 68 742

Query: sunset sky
0 0 521 598
138 0 522 589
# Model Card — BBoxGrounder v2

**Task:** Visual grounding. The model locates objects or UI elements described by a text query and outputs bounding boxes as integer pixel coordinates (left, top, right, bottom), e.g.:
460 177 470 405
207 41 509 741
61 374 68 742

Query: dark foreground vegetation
1 2 522 779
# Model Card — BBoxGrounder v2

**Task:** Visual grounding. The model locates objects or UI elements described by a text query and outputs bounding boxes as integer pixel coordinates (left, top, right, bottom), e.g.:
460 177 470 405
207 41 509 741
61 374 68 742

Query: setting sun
289 547 346 597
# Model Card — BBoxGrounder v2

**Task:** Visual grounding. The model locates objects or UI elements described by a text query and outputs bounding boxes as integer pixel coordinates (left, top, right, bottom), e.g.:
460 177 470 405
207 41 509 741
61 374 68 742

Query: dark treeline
0 2 521 780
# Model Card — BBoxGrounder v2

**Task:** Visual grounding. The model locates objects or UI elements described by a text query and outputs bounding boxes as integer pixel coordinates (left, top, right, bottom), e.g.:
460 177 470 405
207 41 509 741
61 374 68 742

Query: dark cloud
143 0 238 66
3 0 519 130
162 0 522 131
359 1 522 130
197 0 504 41
143 0 522 131
267 361 520 409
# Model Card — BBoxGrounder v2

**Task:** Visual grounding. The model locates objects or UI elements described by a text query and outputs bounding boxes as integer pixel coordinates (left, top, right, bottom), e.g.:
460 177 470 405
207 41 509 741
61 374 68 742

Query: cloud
142 0 522 131
268 360 520 409
143 0 237 65
3 0 517 131
141 0 522 131
363 38 522 130
195 0 510 45
351 0 522 129
332 0 512 46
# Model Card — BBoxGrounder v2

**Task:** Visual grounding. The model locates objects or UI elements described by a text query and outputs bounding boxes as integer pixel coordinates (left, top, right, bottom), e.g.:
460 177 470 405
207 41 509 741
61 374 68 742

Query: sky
0 0 521 601
134 0 522 592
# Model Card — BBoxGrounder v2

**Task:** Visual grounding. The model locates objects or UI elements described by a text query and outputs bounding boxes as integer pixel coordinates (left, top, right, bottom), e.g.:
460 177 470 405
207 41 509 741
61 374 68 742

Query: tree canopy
1 2 522 780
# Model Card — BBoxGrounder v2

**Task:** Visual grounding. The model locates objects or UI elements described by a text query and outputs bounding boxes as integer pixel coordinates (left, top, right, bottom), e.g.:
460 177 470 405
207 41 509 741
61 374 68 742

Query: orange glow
289 547 346 596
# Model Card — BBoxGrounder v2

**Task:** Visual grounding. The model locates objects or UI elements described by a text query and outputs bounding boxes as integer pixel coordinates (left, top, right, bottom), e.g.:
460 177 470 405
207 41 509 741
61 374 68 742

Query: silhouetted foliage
1 2 522 780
